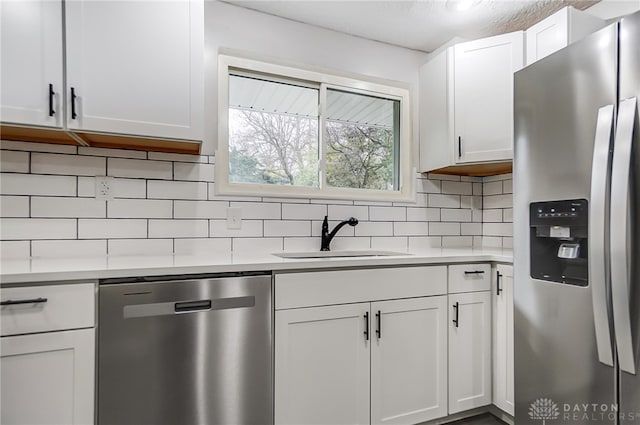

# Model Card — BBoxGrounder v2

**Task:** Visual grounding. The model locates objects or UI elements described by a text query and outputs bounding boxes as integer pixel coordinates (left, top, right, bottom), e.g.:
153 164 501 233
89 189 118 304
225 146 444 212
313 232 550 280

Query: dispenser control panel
530 199 588 226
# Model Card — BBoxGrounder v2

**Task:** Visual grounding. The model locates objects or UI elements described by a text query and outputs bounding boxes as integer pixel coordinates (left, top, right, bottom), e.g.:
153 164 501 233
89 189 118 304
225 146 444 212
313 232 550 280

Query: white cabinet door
0 328 95 425
371 297 448 425
0 0 63 128
492 264 514 415
65 0 203 141
453 31 524 164
448 291 492 414
275 303 370 425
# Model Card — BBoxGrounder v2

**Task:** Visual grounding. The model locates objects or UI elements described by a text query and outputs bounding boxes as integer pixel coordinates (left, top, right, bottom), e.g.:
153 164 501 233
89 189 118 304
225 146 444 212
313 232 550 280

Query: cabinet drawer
275 266 447 310
448 264 491 293
1 283 95 336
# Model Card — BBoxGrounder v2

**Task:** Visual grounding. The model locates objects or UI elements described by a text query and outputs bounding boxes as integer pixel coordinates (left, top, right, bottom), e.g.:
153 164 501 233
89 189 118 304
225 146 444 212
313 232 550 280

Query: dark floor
447 413 508 425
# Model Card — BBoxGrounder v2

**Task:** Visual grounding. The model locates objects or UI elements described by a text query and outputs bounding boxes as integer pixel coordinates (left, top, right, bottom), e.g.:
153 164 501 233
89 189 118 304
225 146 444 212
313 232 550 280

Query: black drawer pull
364 312 370 341
48 83 55 117
497 271 503 296
464 270 485 275
71 87 78 119
1 297 48 306
175 300 211 312
375 310 381 339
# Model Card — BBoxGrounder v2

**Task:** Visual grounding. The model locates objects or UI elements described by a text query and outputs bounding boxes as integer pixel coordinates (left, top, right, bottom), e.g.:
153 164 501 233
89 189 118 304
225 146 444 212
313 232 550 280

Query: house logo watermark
529 398 560 424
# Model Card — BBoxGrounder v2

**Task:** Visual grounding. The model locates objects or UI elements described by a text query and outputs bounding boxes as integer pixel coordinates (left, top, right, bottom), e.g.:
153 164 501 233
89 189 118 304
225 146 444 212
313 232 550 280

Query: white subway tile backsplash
32 240 107 257
328 204 368 220
503 237 513 249
472 210 483 223
428 194 460 208
369 206 405 221
484 173 512 182
441 181 473 196
0 240 30 258
473 182 483 196
1 196 29 217
78 219 147 239
78 177 147 199
329 236 370 251
1 150 29 173
461 176 483 183
394 221 429 236
483 194 512 209
108 199 172 218
483 209 503 222
174 200 228 219
148 220 208 238
233 238 283 254
1 140 77 154
282 203 326 220
32 153 106 176
108 158 172 179
481 236 503 248
311 198 353 205
148 180 207 200
483 181 503 196
408 236 442 250
1 173 76 196
482 222 513 237
230 202 281 220
108 239 173 256
174 162 215 182
210 220 263 238
1 219 76 240
428 173 461 181
371 236 408 251
440 209 472 222
174 238 232 255
503 179 513 194
442 236 473 247
264 220 310 237
148 152 209 163
78 146 147 159
355 221 393 237
461 223 482 236
406 207 440 222
428 222 460 236
283 237 318 252
503 208 513 222
31 197 106 218
417 179 441 194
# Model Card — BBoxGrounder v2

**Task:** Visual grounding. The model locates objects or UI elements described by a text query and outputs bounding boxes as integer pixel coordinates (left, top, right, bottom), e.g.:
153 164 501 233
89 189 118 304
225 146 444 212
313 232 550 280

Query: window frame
216 54 415 203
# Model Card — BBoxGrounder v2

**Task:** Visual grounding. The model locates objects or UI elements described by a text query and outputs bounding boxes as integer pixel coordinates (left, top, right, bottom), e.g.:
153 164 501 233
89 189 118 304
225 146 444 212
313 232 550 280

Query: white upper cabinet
65 0 203 141
526 6 605 66
1 0 64 128
419 31 524 173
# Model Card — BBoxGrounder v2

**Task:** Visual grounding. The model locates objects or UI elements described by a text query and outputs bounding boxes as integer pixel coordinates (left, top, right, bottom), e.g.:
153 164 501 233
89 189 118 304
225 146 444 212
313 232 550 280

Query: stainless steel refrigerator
514 11 640 425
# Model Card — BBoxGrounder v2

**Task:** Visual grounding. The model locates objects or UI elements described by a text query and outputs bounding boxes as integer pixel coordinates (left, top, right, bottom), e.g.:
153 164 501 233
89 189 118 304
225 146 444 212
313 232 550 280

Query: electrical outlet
95 176 114 201
226 207 242 230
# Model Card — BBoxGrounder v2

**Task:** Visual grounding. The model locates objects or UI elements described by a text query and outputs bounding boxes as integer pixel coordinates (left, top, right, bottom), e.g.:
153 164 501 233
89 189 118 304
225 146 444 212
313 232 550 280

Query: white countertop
0 247 513 285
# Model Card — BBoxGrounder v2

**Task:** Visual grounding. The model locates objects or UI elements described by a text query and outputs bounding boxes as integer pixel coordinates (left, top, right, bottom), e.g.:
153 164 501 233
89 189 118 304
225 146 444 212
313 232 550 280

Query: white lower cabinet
370 297 448 425
0 283 96 425
1 329 95 425
492 264 515 415
448 291 492 414
275 296 448 425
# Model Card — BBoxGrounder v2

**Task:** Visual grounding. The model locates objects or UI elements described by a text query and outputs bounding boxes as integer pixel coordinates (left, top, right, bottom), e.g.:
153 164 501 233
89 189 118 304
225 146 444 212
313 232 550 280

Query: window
217 54 414 202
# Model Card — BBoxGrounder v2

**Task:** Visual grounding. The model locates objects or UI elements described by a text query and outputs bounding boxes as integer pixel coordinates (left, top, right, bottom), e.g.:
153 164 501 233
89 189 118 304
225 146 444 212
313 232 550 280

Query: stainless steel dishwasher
98 272 273 425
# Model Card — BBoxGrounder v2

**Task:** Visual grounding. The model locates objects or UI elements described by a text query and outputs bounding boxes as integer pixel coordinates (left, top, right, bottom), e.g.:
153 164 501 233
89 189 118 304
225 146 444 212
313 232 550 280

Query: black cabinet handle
458 136 462 158
452 302 459 328
71 87 78 119
364 312 369 341
497 271 503 296
1 297 48 306
174 300 211 312
464 270 485 275
48 84 55 117
375 310 381 339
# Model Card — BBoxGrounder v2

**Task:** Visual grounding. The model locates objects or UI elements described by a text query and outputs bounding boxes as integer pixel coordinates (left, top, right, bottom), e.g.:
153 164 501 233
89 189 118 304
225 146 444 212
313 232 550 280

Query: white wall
203 0 427 156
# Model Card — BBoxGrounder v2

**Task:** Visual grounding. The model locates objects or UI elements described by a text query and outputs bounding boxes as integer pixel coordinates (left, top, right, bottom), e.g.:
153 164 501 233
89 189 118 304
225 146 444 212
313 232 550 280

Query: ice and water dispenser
530 199 588 286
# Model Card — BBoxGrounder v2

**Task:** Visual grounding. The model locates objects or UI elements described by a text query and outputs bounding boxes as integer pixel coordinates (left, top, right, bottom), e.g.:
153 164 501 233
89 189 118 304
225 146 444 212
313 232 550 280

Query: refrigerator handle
610 97 638 375
590 104 616 368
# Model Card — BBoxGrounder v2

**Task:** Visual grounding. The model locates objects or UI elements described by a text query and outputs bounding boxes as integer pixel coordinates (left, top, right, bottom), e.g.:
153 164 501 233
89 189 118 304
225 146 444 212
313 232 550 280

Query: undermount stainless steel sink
273 250 411 259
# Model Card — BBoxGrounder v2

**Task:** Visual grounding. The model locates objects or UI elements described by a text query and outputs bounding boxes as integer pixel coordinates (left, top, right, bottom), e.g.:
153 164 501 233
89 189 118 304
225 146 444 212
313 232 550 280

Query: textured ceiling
222 0 600 52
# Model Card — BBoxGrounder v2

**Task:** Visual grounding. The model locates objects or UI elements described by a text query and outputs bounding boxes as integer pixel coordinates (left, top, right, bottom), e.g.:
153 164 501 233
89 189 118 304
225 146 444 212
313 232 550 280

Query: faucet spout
321 216 359 251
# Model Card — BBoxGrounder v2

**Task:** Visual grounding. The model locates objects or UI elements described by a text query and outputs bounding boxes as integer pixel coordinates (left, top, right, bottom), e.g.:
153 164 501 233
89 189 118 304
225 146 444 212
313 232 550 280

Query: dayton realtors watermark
529 398 640 423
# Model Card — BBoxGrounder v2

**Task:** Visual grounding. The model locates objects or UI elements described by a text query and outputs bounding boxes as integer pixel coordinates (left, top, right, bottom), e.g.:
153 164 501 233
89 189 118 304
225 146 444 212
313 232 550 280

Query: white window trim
216 53 415 203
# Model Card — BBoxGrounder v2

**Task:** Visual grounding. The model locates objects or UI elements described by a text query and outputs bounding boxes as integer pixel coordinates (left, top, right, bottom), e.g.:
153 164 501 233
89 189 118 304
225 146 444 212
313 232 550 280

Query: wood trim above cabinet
427 161 512 177
0 124 202 155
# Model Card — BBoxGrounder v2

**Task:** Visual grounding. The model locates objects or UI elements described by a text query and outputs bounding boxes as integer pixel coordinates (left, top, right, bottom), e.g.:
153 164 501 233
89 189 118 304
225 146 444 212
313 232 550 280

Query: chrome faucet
321 215 359 251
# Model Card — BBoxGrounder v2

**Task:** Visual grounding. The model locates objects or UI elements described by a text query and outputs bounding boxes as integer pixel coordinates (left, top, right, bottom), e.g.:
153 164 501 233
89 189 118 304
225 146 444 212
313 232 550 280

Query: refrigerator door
513 24 618 424
617 10 640 421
